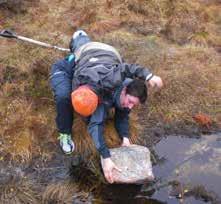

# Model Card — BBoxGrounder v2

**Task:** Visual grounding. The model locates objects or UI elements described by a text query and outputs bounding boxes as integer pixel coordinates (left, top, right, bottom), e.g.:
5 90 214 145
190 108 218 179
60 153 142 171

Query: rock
105 144 154 184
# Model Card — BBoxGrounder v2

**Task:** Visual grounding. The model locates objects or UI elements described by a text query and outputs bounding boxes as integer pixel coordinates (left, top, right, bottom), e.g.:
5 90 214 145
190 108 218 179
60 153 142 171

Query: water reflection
95 183 166 204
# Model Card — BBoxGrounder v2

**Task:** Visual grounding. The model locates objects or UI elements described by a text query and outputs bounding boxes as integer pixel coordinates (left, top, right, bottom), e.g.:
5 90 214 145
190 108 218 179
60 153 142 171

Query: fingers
148 80 155 88
121 142 130 147
114 164 122 172
104 170 114 183
157 77 163 88
121 143 128 147
101 158 121 184
104 165 121 183
148 75 163 89
122 137 131 147
156 76 163 88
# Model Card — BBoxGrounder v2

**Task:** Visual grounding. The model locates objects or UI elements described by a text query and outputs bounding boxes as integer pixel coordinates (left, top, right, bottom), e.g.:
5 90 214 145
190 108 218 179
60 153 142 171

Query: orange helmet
71 85 98 117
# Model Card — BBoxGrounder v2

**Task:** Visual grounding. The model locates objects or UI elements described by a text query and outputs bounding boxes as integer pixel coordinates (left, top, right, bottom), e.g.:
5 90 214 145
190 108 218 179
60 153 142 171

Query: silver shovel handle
0 29 70 52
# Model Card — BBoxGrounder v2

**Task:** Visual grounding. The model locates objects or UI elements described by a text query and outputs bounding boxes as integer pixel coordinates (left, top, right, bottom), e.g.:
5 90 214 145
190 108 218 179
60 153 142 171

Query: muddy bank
0 147 96 203
138 103 220 148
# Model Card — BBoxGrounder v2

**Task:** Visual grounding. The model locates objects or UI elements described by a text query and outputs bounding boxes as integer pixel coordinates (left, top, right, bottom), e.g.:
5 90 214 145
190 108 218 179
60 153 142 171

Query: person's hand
147 75 163 89
121 137 131 147
101 157 122 183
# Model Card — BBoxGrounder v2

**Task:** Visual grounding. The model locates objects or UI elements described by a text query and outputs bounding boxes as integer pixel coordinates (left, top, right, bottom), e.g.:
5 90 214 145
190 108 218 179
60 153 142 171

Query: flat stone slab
107 144 154 184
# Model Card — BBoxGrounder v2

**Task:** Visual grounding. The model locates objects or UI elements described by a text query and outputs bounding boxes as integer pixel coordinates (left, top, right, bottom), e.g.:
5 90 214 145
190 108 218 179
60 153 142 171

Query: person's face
120 89 140 110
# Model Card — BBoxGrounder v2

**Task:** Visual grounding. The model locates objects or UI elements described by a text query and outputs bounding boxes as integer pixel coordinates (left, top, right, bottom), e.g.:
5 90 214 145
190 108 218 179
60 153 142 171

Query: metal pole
0 29 70 52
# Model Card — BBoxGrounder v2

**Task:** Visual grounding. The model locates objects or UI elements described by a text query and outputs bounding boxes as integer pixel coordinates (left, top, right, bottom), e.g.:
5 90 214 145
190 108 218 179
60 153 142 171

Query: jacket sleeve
121 63 153 81
87 104 111 158
114 108 130 139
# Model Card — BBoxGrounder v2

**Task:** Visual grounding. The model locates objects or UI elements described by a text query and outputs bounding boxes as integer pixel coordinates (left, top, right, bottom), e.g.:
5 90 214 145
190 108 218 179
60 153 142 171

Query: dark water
96 133 221 204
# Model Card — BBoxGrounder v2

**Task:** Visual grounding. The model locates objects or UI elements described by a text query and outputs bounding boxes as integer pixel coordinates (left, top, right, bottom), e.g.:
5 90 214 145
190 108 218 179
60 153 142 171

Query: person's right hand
101 157 122 183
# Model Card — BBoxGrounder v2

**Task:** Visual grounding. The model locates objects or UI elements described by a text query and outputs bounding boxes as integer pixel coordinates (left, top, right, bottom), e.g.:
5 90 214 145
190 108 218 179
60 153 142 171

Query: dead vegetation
0 175 39 204
42 181 79 204
0 0 220 202
73 111 140 158
0 0 38 14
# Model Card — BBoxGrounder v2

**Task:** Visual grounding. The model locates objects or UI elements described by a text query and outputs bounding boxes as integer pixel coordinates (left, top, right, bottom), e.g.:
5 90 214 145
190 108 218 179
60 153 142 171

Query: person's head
120 79 147 109
69 30 91 53
71 85 98 117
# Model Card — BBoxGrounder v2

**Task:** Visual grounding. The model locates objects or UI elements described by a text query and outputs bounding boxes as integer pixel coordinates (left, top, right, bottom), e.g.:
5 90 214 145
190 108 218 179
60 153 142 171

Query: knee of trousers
55 89 72 104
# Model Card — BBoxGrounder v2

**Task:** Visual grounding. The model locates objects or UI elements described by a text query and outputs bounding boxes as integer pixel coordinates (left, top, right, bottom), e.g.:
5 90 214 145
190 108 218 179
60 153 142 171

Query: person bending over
50 30 163 183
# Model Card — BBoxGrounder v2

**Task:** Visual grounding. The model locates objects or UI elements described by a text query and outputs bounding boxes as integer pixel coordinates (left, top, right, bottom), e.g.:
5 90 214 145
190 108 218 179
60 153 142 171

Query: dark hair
126 79 147 104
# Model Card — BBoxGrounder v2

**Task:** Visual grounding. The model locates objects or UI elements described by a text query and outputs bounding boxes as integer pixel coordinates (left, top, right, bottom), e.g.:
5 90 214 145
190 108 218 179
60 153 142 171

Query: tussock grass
0 95 55 163
88 19 122 36
0 176 39 204
0 98 34 162
42 181 79 204
73 111 141 158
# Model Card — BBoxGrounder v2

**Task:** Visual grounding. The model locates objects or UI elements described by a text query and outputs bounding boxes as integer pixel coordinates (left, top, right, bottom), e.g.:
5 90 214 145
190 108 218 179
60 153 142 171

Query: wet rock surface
107 145 154 184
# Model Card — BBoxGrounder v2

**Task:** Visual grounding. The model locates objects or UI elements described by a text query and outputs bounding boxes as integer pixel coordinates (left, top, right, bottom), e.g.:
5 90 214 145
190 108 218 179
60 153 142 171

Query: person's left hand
147 75 163 89
121 137 131 147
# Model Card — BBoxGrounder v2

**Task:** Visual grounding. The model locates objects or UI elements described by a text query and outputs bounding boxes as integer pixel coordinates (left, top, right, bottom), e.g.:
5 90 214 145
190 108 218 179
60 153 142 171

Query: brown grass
0 98 33 162
0 176 39 204
42 181 80 204
88 19 121 36
0 0 220 199
73 111 141 158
